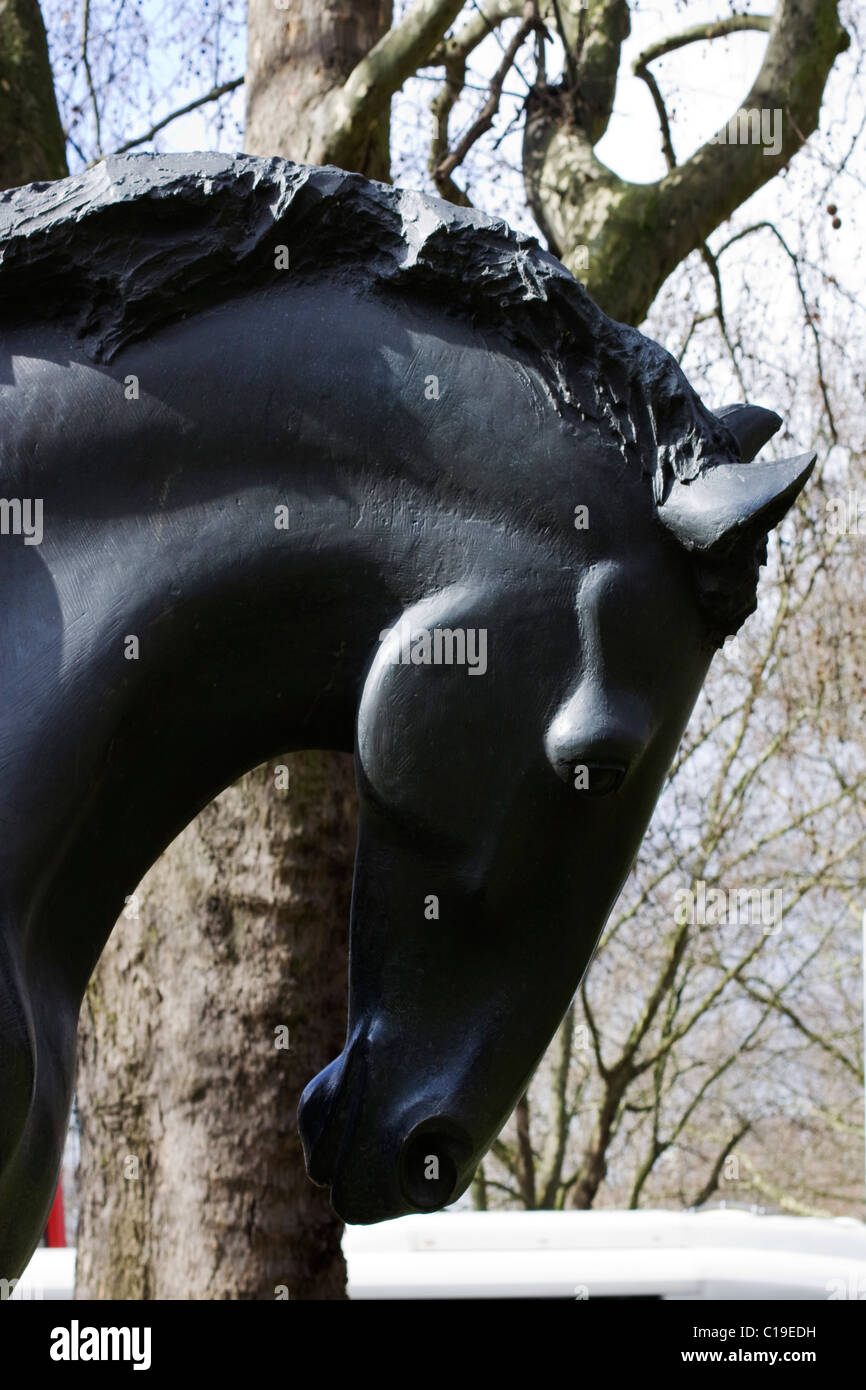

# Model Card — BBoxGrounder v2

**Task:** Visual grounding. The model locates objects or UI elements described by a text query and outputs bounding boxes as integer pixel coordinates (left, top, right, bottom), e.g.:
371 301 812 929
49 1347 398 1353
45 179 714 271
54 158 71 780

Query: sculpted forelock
0 153 791 638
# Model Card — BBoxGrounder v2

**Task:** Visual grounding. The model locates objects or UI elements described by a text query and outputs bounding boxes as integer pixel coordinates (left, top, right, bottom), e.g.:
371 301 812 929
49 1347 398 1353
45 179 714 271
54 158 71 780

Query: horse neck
3 283 594 995
15 277 584 764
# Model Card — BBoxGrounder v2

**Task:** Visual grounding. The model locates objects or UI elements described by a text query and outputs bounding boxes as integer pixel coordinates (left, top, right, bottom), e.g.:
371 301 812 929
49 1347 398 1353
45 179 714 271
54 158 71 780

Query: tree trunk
0 0 67 187
75 0 392 1302
75 757 356 1300
522 0 847 323
245 0 392 180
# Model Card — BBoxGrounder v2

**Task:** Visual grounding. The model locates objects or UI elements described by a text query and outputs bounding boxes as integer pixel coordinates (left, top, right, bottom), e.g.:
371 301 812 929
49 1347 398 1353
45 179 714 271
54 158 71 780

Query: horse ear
715 403 782 462
658 453 816 554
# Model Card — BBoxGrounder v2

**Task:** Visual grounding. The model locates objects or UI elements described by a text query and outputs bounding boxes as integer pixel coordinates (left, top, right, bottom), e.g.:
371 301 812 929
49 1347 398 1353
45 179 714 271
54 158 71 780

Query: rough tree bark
0 0 67 186
246 0 465 175
75 758 357 1299
74 0 393 1302
246 0 393 180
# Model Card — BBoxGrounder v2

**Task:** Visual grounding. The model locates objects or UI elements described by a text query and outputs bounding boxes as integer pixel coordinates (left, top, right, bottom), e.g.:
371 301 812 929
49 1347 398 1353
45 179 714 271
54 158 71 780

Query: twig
549 0 578 93
434 3 539 187
633 14 772 72
715 220 839 444
81 0 103 157
633 15 773 176
98 76 244 163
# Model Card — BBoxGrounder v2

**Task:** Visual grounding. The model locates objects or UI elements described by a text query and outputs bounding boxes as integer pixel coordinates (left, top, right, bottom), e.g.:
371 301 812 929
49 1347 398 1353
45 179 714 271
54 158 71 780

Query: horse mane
0 152 755 639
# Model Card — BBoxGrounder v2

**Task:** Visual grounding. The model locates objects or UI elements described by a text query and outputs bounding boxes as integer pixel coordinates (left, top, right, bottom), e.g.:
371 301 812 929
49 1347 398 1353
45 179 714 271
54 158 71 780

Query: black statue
0 152 813 1279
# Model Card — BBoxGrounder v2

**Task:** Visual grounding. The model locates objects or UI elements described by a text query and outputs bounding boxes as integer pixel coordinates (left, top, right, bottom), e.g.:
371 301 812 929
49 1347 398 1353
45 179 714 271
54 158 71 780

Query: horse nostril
399 1126 464 1212
298 1047 355 1187
298 1075 334 1186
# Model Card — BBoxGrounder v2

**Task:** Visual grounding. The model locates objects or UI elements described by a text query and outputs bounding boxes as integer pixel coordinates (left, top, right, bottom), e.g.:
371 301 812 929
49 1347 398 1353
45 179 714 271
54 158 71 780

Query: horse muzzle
298 1034 474 1223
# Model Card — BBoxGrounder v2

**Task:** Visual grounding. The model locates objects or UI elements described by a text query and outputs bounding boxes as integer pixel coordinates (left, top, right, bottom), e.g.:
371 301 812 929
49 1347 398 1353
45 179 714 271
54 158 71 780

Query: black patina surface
0 153 813 1278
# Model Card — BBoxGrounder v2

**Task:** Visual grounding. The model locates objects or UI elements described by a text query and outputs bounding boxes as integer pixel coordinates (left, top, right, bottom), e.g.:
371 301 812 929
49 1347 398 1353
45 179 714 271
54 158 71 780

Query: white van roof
342 1208 866 1300
14 1208 866 1300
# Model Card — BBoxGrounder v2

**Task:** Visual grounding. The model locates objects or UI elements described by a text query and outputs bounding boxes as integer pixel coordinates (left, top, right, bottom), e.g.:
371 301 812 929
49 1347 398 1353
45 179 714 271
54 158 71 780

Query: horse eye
572 762 626 796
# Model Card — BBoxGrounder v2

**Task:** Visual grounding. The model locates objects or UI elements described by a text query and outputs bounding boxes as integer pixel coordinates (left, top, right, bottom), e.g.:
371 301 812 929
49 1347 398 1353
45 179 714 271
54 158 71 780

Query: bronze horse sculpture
0 152 813 1279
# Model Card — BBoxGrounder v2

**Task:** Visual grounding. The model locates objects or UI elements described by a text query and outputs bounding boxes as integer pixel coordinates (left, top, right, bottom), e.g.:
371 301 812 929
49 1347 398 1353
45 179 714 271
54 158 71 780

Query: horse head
299 401 814 1223
0 153 816 1258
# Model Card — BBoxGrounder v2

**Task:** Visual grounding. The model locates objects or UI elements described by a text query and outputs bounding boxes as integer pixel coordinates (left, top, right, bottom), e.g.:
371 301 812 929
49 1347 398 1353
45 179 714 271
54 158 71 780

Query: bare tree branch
433 3 540 189
105 77 244 162
633 14 773 71
525 0 849 322
737 975 863 1082
690 1123 752 1208
80 0 102 157
428 0 529 204
715 220 839 443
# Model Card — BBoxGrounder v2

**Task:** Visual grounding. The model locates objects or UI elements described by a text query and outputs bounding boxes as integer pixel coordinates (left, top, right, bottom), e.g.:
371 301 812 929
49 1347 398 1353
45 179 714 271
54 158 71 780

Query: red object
45 1184 66 1247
